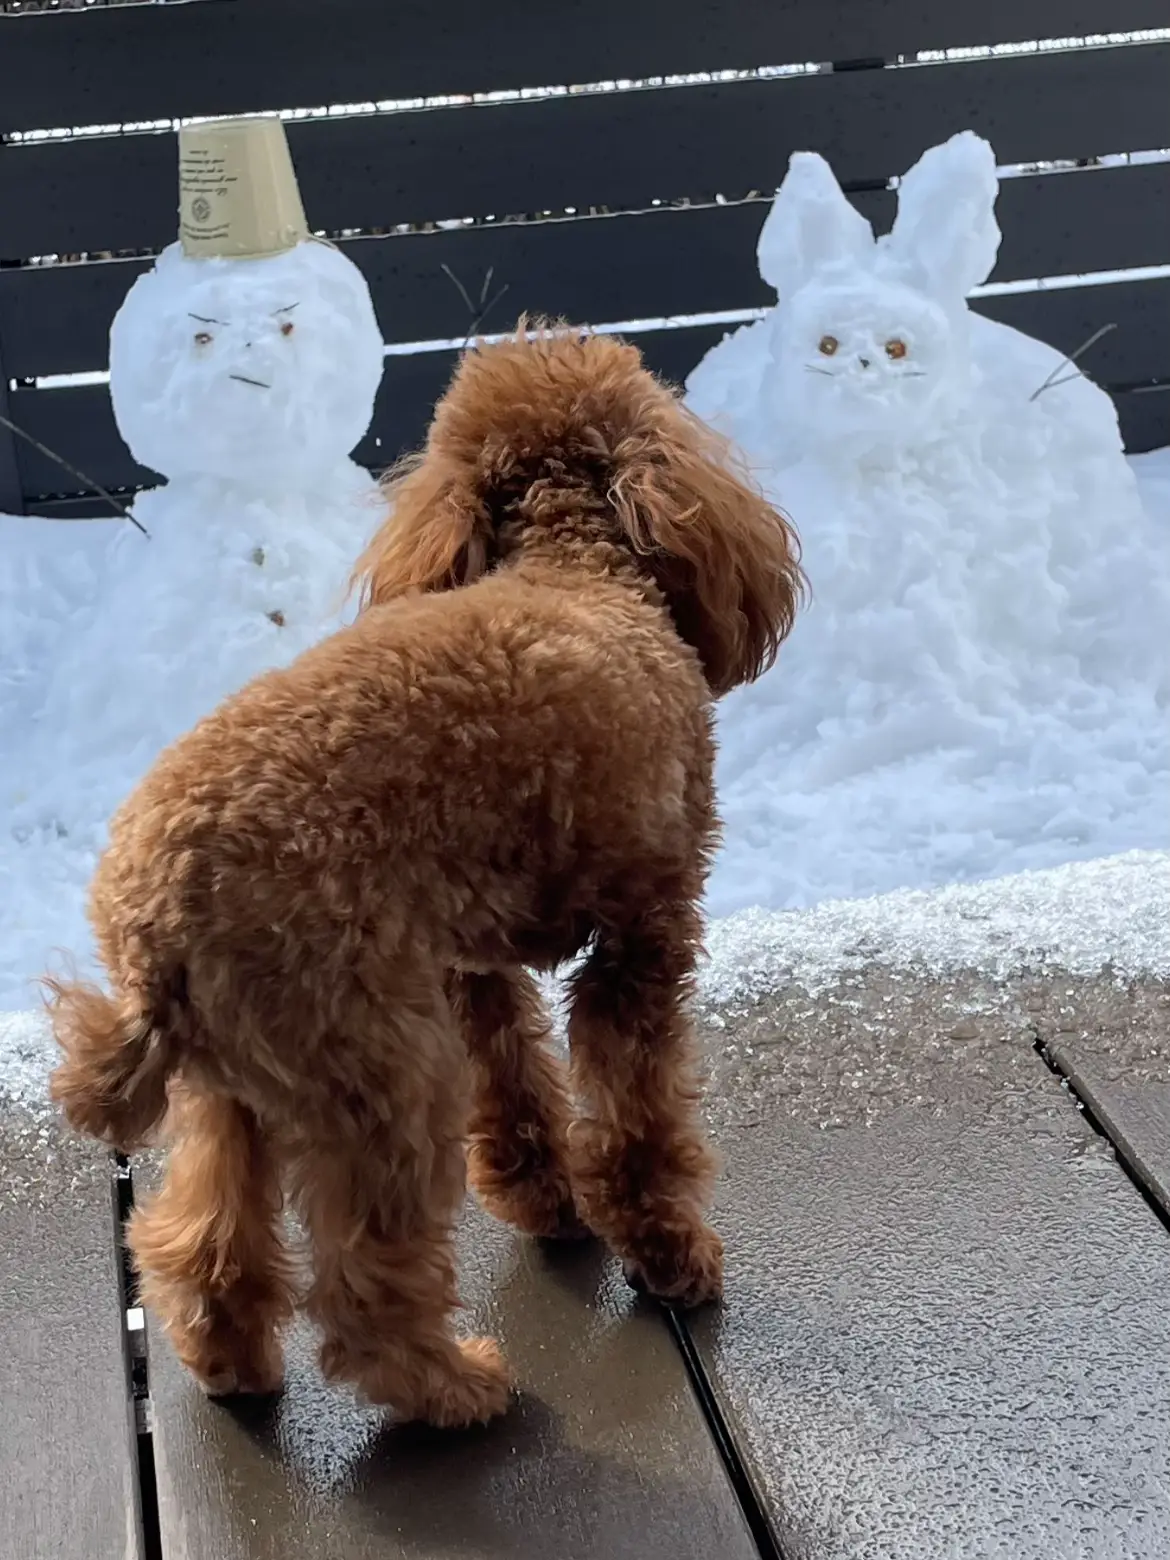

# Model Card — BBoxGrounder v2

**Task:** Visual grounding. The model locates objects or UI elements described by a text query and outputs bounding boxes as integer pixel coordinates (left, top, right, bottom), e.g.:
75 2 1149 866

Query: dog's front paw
621 1221 724 1308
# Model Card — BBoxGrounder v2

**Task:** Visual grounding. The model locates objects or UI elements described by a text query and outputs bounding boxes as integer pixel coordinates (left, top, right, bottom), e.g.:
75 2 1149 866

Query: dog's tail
46 975 185 1151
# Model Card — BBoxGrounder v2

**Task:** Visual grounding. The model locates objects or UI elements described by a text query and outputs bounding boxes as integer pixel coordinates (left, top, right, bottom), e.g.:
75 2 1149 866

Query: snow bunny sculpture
691 132 1136 486
15 117 385 837
686 131 1169 915
688 130 1163 687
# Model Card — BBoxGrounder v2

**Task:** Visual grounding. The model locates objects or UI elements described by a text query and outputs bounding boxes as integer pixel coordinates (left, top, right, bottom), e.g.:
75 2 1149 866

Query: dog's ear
351 452 492 609
609 404 804 696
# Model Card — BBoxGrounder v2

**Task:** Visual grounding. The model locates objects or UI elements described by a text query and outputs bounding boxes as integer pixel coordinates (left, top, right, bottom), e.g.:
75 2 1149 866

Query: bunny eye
885 338 908 361
193 330 213 346
280 320 295 337
818 335 839 356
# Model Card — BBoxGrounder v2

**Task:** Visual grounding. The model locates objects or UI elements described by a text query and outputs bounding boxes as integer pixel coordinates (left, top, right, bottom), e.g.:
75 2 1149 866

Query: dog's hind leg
566 886 724 1308
296 989 512 1427
129 1087 296 1396
451 969 586 1241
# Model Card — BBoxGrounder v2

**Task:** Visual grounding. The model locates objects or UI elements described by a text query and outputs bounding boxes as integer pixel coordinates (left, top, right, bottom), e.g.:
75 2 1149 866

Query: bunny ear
756 151 876 297
882 131 1001 299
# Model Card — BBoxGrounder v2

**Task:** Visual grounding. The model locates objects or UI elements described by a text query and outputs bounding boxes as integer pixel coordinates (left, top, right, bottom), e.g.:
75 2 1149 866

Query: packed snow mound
687 134 1170 915
9 475 382 826
702 849 1170 1008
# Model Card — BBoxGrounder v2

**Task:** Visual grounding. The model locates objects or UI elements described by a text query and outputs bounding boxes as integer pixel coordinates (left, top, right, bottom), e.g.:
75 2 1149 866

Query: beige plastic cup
178 116 310 260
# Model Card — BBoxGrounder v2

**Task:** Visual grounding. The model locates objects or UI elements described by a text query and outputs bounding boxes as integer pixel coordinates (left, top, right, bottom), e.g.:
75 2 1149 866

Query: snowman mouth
229 373 271 390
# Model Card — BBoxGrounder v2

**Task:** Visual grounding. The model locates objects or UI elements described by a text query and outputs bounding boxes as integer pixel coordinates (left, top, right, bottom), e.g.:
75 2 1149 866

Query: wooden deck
0 1106 141 1559
5 970 1169 1558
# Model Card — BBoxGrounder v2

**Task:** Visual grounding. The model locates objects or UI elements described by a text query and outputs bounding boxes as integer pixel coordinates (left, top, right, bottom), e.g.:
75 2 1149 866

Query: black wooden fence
1 0 1169 516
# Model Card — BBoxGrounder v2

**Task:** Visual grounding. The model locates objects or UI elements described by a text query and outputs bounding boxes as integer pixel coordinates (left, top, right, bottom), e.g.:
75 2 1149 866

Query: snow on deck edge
701 849 1170 1009
3 851 1167 1111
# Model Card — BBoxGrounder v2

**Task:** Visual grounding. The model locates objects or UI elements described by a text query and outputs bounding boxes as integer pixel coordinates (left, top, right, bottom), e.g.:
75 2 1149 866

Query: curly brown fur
452 968 586 1241
46 322 802 1425
128 1088 297 1396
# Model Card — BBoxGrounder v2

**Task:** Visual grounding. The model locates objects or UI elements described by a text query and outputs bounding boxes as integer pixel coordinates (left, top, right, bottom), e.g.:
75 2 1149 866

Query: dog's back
90 550 713 986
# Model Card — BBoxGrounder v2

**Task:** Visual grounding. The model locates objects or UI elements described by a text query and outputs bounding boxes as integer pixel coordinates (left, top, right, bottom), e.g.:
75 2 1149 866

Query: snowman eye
280 320 295 338
818 335 839 356
885 338 908 361
193 331 213 346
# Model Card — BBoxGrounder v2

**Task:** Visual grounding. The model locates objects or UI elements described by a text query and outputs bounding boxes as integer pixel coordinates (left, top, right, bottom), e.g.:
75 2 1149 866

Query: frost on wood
687 132 1170 917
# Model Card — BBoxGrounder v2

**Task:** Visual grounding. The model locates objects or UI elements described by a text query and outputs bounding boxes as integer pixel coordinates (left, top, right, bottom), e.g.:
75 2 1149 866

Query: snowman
20 116 385 814
2 117 387 1000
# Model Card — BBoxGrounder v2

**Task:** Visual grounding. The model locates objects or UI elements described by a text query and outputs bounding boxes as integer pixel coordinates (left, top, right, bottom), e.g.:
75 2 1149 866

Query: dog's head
352 323 803 695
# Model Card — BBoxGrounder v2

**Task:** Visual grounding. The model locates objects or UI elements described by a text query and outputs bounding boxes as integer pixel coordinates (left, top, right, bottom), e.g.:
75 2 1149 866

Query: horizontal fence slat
1114 385 1170 452
5 158 1170 380
0 353 22 512
350 323 730 467
4 44 1170 261
973 277 1170 390
10 324 731 507
0 258 152 378
9 381 158 497
3 1 1169 138
992 160 1170 284
21 493 141 521
0 207 772 377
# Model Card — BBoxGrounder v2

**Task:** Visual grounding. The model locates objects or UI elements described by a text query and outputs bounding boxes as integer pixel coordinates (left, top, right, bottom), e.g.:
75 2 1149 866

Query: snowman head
110 239 385 490
758 133 1001 459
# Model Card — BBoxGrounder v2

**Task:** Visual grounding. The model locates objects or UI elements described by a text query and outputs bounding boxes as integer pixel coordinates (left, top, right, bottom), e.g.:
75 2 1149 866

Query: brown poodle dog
47 325 802 1428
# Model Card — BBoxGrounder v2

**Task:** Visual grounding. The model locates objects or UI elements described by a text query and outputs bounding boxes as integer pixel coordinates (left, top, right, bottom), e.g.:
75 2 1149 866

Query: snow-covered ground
2 447 1169 1019
0 491 374 1018
3 448 1167 1017
4 848 1166 1112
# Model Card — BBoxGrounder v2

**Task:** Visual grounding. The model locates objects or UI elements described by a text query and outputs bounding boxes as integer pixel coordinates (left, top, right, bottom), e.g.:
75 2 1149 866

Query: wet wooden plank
0 1098 142 1559
148 1205 756 1560
1043 979 1170 1215
687 969 1170 1558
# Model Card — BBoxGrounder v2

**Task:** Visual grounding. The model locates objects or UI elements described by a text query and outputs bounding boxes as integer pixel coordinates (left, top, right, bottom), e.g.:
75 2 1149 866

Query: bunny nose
858 355 872 369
